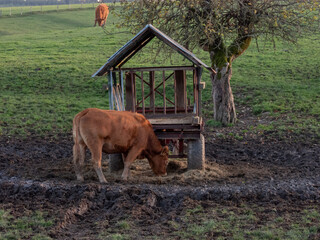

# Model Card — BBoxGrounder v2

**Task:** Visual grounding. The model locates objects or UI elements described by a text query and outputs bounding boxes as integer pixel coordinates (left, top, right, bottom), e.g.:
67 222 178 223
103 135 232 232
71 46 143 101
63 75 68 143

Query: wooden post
149 71 155 115
125 72 135 112
193 69 198 115
174 70 186 113
174 70 177 114
108 72 114 110
120 71 124 109
196 67 203 116
133 72 136 112
163 71 166 114
141 71 145 115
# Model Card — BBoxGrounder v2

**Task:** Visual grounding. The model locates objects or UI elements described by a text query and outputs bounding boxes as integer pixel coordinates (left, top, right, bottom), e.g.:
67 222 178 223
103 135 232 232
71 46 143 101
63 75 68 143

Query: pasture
0 6 320 240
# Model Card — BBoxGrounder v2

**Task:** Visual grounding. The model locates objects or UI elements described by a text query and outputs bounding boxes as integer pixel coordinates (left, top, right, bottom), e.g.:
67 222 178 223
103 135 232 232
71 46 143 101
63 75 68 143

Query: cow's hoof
121 176 129 181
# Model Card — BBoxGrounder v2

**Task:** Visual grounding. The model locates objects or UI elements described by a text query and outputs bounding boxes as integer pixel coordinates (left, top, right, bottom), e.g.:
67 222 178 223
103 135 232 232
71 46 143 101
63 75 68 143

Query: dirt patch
0 133 319 239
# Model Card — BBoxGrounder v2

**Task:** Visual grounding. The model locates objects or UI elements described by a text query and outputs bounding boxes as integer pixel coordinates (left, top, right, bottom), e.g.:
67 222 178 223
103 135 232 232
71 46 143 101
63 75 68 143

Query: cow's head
148 146 169 176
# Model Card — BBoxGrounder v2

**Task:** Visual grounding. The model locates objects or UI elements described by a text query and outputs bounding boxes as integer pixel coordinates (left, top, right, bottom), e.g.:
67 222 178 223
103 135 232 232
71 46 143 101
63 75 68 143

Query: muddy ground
0 123 320 239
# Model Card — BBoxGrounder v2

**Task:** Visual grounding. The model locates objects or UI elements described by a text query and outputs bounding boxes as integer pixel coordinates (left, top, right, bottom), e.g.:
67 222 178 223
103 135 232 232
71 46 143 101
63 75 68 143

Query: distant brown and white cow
94 3 109 27
73 108 169 183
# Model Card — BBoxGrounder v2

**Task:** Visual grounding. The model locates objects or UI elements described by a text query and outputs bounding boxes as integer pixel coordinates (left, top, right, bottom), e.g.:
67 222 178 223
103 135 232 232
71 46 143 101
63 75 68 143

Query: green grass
0 6 319 139
94 205 320 240
0 209 54 240
170 206 320 240
0 3 99 17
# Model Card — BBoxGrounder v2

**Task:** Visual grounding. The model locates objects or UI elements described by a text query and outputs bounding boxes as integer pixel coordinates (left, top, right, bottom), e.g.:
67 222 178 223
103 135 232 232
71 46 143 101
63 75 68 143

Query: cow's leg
73 143 86 181
88 142 107 183
121 147 141 181
94 20 97 27
102 19 106 27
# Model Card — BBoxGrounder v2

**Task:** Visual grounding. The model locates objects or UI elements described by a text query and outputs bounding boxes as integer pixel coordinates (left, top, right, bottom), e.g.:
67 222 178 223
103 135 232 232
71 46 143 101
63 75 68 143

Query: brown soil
0 120 319 239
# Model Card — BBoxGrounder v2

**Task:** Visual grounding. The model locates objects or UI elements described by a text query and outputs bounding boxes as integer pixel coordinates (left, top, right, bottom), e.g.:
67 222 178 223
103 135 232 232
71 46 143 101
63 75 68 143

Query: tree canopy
119 0 319 123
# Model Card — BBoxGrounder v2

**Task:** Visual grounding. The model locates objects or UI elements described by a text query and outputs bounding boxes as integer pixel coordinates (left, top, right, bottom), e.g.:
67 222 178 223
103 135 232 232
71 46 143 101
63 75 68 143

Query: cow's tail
73 108 90 163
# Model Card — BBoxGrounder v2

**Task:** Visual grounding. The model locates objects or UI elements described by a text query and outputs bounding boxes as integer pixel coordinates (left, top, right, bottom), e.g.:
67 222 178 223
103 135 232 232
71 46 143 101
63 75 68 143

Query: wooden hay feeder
92 24 215 170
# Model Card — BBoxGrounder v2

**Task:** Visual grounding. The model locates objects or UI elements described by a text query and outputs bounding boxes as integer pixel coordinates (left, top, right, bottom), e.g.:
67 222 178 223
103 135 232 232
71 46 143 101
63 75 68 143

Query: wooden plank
149 71 155 115
148 116 202 125
136 107 193 114
114 66 196 72
141 71 145 115
163 71 166 114
132 72 136 112
125 72 135 112
168 154 187 159
196 67 203 116
115 85 124 111
174 70 177 114
117 35 154 68
193 69 198 116
152 124 200 130
108 71 114 110
120 70 124 108
175 70 186 112
154 131 201 140
113 86 120 111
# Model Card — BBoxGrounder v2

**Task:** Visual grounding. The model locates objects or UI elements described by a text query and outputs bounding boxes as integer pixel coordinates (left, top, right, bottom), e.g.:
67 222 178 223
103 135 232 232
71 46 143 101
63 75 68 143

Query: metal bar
163 71 166 114
141 71 145 115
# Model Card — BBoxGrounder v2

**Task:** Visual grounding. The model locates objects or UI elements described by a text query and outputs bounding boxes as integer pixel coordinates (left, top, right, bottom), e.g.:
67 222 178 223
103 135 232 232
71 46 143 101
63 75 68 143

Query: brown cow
73 108 169 183
94 4 109 27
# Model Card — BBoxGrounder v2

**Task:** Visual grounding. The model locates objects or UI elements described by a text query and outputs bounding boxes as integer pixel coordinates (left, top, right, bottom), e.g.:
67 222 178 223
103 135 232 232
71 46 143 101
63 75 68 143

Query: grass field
0 3 99 17
0 7 319 138
0 7 320 239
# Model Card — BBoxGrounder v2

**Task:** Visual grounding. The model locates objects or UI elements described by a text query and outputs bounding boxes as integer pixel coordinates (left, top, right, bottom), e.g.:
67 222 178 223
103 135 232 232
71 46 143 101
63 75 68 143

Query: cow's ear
161 146 169 156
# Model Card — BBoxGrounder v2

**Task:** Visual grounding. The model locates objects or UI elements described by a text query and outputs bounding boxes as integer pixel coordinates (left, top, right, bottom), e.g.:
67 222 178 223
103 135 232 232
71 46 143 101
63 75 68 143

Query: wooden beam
114 66 196 72
149 71 155 115
163 71 166 114
108 71 114 110
148 116 202 125
196 67 203 116
125 72 135 112
132 72 136 112
120 70 124 108
117 35 154 68
141 71 145 115
175 70 186 113
174 70 177 114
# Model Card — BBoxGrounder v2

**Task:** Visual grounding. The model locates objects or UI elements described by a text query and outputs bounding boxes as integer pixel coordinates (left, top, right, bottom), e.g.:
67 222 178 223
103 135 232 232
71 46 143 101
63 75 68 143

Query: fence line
0 3 104 17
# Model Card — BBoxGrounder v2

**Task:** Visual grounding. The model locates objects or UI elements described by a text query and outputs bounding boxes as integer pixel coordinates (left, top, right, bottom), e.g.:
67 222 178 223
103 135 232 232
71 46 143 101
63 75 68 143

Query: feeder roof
92 24 214 77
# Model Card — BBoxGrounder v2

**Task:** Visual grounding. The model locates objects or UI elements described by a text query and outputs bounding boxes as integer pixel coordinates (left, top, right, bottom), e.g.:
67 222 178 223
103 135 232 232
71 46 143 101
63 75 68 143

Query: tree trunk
211 64 236 125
